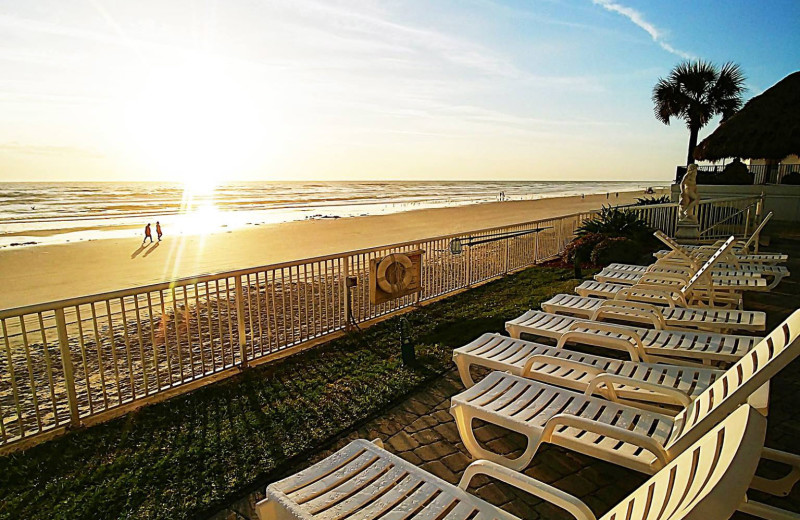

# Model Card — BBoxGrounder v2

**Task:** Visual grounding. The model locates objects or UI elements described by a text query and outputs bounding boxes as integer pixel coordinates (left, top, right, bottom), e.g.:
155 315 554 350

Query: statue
679 164 699 223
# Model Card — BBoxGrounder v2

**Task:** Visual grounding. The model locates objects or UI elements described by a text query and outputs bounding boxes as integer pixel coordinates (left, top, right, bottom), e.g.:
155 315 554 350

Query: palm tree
652 61 746 165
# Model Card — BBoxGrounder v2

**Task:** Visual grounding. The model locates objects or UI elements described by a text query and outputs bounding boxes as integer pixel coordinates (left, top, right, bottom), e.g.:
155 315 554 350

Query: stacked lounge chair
256 228 800 520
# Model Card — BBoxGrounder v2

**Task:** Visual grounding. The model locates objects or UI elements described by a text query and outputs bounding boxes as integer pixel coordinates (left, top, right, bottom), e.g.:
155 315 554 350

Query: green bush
634 195 671 205
590 237 642 265
782 171 800 185
576 206 653 240
562 232 604 264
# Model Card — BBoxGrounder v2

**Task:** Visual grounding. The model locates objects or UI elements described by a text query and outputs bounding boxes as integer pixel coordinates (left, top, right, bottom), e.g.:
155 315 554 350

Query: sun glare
126 57 264 194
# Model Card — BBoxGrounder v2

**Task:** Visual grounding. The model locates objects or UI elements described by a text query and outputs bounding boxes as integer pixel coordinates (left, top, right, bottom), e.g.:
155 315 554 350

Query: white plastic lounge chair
653 219 787 264
505 309 761 366
542 294 766 333
594 265 771 291
454 332 731 410
450 310 800 505
577 239 747 308
601 261 789 290
256 405 776 520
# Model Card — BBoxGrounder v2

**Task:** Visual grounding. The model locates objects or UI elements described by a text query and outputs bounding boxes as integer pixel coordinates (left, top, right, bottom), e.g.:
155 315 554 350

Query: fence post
465 238 472 287
55 308 80 428
342 256 352 331
234 277 248 368
504 236 510 274
534 230 539 264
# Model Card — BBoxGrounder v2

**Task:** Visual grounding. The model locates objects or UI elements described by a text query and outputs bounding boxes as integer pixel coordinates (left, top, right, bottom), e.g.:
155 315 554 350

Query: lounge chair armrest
585 374 693 409
560 321 650 362
591 300 666 329
522 355 605 380
458 459 597 520
640 272 689 285
646 264 693 277
542 414 671 469
625 284 688 307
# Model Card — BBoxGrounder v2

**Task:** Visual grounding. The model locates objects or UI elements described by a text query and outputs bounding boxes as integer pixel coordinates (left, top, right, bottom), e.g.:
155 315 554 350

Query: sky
0 0 798 184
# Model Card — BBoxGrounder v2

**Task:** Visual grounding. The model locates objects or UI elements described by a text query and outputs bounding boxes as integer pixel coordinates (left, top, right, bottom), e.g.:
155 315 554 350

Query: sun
126 56 264 194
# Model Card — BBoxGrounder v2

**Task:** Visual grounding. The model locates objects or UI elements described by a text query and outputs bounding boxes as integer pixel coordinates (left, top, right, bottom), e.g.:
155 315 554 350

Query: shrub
576 206 653 240
782 171 800 185
590 237 642 265
635 195 671 205
562 232 604 264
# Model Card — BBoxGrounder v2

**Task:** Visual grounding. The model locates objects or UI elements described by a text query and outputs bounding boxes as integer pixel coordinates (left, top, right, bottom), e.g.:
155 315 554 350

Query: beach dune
0 191 656 309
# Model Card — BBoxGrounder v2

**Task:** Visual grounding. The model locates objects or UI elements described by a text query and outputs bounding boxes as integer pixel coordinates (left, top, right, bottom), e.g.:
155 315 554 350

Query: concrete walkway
214 234 800 520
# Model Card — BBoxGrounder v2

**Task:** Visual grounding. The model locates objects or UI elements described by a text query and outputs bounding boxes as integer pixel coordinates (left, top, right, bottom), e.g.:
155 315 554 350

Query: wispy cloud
592 0 695 60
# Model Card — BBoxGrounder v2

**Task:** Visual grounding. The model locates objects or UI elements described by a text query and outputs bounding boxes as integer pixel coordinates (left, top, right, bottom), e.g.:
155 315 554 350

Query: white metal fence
0 210 595 453
0 195 763 453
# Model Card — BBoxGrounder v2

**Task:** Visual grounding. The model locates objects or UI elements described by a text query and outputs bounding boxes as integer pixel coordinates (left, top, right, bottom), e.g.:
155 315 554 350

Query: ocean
0 180 666 247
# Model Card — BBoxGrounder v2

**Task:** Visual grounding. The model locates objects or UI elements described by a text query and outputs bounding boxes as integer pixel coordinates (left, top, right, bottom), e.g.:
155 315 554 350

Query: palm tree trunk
686 126 700 165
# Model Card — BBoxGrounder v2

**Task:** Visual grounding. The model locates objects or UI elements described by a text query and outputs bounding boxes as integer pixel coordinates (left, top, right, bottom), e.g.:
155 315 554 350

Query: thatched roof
694 71 800 161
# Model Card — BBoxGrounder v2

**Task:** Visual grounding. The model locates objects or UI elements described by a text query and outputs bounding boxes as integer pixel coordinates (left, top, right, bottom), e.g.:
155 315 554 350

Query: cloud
592 0 695 59
0 142 104 158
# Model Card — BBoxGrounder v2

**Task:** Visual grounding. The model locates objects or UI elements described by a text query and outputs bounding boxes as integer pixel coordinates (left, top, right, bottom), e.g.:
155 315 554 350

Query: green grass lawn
0 266 586 520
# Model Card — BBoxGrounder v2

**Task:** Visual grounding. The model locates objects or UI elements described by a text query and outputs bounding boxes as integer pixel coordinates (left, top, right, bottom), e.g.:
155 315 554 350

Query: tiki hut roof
694 71 800 161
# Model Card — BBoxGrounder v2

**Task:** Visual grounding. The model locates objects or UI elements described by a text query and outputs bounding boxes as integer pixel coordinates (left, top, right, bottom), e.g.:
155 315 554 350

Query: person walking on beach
143 223 153 245
156 221 162 241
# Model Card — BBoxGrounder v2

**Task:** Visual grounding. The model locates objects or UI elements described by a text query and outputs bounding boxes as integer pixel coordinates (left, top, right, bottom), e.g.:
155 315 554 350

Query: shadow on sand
143 242 160 257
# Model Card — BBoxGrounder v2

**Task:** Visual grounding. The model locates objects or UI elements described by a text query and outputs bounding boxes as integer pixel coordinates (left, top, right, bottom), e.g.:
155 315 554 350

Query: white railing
0 194 765 453
0 210 595 453
621 195 763 240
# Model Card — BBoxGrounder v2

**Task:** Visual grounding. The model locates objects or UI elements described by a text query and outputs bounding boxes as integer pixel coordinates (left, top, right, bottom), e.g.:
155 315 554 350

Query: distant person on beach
615 192 619 198
143 223 153 245
156 221 162 241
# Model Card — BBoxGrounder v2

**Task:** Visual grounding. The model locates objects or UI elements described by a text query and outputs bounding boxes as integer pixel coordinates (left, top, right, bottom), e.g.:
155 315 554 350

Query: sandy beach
0 190 661 309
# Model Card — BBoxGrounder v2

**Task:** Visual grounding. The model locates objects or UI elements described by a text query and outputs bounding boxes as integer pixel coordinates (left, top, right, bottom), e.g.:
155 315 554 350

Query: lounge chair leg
766 274 785 291
453 355 475 388
738 498 800 520
750 448 800 497
451 406 538 471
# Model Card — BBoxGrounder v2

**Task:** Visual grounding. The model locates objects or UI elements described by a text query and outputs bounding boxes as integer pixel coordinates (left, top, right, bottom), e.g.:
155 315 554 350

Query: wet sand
0 190 661 309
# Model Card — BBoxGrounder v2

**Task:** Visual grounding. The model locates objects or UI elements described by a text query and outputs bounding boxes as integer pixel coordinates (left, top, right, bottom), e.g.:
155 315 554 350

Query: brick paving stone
473 424 504 443
403 397 432 416
421 460 459 484
398 450 424 466
440 451 472 473
475 482 514 505
411 427 440 445
524 463 564 484
387 430 419 452
486 436 525 457
405 415 439 432
431 409 453 423
553 472 598 497
433 423 462 444
414 440 457 462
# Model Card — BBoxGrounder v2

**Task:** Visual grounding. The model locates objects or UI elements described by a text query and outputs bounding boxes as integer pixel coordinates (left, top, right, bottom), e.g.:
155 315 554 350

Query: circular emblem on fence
376 253 414 294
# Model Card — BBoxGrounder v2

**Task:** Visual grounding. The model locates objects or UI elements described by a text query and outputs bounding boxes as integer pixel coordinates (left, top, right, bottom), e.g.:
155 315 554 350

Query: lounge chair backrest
654 230 682 251
667 310 800 454
741 211 773 251
681 236 736 294
600 404 765 520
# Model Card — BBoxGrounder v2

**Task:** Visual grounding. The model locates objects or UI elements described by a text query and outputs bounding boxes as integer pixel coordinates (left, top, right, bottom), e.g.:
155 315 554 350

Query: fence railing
621 195 762 240
0 194 765 453
0 209 595 453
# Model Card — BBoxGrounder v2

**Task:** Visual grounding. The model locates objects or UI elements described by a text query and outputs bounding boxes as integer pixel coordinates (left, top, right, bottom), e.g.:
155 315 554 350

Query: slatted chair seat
575 280 743 308
450 310 800 497
594 267 770 290
505 309 760 365
257 405 771 520
603 261 789 290
654 247 788 264
454 333 724 410
542 293 766 333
